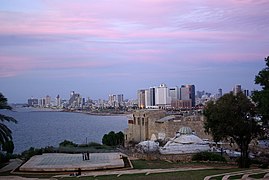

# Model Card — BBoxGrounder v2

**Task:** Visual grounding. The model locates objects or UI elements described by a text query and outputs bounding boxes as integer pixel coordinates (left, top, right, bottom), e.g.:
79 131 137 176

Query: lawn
59 168 242 180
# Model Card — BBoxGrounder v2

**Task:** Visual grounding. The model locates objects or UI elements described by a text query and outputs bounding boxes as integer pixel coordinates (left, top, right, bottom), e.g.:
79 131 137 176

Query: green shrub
102 131 124 146
59 140 78 147
21 147 42 160
192 151 227 162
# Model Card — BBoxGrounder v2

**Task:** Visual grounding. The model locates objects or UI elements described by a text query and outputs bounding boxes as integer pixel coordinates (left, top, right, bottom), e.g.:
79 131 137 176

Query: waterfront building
27 97 38 107
68 91 82 109
117 94 124 106
56 95 61 107
45 95 51 107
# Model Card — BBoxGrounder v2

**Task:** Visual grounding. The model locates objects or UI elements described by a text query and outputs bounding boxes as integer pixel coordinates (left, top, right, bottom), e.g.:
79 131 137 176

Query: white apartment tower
155 83 171 106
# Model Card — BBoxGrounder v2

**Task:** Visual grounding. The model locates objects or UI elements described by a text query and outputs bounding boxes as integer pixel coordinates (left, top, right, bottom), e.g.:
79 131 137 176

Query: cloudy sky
0 0 268 103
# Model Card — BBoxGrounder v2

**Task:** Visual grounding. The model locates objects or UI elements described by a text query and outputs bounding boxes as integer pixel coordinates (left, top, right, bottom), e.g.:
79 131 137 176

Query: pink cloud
0 56 36 77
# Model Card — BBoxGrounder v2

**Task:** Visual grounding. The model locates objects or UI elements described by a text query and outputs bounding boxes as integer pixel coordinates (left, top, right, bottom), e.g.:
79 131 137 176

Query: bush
0 152 10 163
2 141 14 154
102 131 124 147
78 142 102 148
192 151 227 162
21 147 43 160
59 140 78 147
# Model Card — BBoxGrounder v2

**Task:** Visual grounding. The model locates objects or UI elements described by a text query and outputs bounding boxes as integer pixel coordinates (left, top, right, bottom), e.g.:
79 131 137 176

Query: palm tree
0 93 17 146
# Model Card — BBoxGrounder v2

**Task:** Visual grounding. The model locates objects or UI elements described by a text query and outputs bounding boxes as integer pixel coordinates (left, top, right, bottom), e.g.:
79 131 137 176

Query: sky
0 0 268 103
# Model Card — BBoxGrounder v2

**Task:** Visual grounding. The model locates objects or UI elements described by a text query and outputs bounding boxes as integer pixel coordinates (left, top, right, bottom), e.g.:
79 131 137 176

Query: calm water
0 108 128 154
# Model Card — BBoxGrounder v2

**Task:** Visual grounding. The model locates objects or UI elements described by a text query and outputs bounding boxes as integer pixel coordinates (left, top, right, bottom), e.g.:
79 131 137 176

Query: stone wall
125 110 212 146
132 152 193 162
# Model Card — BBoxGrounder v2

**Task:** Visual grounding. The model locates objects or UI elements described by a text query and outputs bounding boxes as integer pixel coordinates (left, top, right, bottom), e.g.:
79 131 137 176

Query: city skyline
0 0 268 103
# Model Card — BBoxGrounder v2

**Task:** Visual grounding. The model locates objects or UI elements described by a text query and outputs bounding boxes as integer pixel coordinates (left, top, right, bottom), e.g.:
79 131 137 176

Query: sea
0 108 128 154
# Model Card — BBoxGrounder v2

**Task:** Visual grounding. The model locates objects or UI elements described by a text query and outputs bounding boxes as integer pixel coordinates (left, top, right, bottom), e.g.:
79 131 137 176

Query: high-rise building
244 89 249 97
169 87 179 101
56 95 61 107
45 95 51 107
108 94 117 107
218 88 222 98
137 89 146 109
69 91 81 108
233 85 242 95
149 87 156 106
155 83 171 106
180 85 195 107
117 94 124 105
28 97 38 107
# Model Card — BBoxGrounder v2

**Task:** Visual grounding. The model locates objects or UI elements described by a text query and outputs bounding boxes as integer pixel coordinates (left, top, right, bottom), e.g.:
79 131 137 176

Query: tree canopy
102 131 124 147
252 56 269 125
0 93 17 146
204 92 261 168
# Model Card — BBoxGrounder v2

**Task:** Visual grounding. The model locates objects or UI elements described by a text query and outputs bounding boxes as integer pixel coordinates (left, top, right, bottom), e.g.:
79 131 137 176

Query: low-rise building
124 110 212 146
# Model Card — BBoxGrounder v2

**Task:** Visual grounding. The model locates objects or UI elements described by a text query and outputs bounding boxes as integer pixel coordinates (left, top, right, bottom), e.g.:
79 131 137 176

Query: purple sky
0 0 268 103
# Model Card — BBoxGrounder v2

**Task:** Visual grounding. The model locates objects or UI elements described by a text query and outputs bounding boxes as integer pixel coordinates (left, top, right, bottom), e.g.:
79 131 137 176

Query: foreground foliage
192 152 227 162
0 93 17 146
252 56 269 125
102 131 124 146
204 92 262 168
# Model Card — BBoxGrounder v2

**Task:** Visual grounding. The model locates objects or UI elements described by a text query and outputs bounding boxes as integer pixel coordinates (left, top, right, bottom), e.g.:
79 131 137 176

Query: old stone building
124 109 212 146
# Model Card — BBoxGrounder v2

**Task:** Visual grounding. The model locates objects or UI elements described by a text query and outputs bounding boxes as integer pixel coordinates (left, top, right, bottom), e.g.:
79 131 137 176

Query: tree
252 56 269 125
204 92 262 168
0 93 17 148
2 140 14 154
102 131 124 147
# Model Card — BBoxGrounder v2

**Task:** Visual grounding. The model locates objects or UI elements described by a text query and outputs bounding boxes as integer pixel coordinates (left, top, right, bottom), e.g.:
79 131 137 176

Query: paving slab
19 153 124 172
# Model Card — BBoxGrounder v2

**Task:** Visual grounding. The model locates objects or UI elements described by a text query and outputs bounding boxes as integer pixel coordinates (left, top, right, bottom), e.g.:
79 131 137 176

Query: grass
131 159 235 169
249 172 267 179
0 159 241 180
59 168 242 180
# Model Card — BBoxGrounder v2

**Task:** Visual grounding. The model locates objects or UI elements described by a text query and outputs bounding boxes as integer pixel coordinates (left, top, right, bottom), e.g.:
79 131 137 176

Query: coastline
21 107 132 116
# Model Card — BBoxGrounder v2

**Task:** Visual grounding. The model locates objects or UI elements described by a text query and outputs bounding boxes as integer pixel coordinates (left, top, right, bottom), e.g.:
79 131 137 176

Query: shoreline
19 107 132 116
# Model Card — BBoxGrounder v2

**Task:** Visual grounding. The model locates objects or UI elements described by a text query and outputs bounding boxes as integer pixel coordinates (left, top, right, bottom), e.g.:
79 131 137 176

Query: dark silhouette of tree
102 131 124 146
252 56 269 125
2 140 14 154
0 93 17 147
204 92 262 168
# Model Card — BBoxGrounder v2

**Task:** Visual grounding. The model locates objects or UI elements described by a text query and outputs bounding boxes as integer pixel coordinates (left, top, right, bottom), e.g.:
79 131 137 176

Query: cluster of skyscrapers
27 84 251 110
137 84 195 109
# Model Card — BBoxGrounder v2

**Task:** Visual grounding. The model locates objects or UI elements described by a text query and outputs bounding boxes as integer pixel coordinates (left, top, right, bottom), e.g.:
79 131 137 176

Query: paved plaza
19 153 125 172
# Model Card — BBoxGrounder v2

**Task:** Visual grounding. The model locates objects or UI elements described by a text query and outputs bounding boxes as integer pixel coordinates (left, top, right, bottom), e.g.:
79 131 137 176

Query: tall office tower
117 94 124 104
218 88 223 98
196 90 205 98
169 87 179 101
144 89 150 108
69 91 81 108
137 89 146 109
28 97 38 107
233 84 242 95
180 85 195 107
155 83 171 106
39 98 46 107
108 94 117 106
45 95 51 107
244 89 249 97
56 95 61 107
149 87 156 106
